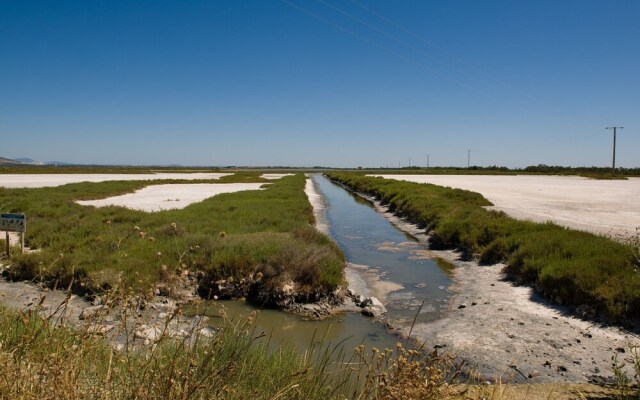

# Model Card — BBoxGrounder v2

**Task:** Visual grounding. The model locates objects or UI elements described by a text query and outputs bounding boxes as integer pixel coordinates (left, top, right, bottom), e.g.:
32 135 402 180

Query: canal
195 175 453 351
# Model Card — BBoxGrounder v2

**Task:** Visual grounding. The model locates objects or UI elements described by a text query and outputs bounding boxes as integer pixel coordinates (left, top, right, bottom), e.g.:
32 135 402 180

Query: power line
313 0 484 86
280 0 467 87
348 0 494 81
281 0 399 56
347 0 538 103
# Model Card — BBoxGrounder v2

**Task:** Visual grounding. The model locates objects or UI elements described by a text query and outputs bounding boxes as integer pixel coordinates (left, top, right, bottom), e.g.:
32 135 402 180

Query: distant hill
10 157 76 166
14 157 45 165
0 157 21 165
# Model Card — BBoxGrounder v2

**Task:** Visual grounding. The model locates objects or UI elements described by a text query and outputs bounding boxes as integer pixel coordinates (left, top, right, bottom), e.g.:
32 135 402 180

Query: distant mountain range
0 157 75 166
0 157 20 165
14 158 46 165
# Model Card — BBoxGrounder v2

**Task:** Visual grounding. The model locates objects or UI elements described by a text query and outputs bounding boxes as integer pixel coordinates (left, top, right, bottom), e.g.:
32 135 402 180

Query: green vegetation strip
326 172 640 320
0 173 343 299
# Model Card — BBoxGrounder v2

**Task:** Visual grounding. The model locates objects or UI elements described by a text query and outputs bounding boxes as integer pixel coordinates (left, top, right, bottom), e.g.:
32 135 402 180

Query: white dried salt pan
76 183 266 212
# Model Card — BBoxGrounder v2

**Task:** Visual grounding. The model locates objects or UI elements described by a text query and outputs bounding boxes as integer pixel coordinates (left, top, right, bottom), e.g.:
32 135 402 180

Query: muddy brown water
193 175 452 352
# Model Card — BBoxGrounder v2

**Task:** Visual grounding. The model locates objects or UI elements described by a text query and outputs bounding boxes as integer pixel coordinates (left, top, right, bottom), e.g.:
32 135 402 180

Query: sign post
1 213 26 257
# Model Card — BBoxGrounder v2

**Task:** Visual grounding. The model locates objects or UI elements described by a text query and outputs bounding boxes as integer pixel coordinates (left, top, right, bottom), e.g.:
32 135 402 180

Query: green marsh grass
327 172 640 320
0 173 344 297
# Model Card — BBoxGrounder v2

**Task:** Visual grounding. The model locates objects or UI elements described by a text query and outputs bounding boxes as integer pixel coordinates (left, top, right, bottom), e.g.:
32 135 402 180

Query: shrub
327 172 640 320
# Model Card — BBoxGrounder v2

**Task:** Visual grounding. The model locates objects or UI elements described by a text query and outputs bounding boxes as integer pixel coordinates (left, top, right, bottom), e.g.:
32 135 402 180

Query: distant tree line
386 164 640 177
523 164 640 176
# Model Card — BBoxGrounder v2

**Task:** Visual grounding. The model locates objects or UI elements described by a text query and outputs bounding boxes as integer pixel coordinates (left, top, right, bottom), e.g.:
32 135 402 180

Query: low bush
327 173 640 320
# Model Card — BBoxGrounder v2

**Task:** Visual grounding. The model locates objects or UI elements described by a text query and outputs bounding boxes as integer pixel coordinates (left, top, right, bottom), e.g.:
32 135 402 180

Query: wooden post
20 232 24 254
5 231 8 257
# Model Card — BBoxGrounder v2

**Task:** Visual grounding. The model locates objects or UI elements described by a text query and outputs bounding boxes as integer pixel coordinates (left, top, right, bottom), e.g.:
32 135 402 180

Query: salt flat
373 174 640 238
261 173 293 180
76 183 266 212
0 172 231 188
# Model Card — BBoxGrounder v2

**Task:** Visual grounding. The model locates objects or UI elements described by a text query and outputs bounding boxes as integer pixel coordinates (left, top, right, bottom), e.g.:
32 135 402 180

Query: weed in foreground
612 344 640 399
0 294 473 400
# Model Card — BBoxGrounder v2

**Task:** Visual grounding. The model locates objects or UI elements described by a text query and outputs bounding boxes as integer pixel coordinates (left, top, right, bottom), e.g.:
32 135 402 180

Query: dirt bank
304 175 330 235
346 185 640 384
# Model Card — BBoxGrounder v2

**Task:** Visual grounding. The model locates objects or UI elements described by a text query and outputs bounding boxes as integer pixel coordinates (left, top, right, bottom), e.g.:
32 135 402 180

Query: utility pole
467 149 471 168
426 153 430 168
408 157 411 168
605 126 623 174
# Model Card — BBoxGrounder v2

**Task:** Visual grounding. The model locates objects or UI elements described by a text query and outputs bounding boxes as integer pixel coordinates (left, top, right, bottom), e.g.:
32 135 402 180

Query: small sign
1 213 26 233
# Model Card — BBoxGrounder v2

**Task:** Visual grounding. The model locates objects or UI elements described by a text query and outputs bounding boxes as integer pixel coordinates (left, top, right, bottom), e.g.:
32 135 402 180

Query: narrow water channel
195 175 452 351
315 175 452 327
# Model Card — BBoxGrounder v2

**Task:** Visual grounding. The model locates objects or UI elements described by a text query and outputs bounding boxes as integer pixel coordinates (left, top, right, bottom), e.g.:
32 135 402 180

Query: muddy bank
412 260 640 384
0 266 385 353
0 271 214 349
331 178 640 384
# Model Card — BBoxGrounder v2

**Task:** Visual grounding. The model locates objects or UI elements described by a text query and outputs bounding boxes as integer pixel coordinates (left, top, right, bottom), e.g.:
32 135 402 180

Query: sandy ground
76 183 267 212
412 261 640 384
373 174 640 239
0 172 231 188
360 195 640 384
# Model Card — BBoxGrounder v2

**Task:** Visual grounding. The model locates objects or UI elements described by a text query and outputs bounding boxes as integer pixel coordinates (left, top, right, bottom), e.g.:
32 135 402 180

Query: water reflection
315 175 452 327
187 299 402 352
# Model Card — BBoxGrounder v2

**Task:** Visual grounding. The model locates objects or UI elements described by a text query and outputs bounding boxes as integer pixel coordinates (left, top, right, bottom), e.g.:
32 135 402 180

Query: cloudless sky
1 0 639 167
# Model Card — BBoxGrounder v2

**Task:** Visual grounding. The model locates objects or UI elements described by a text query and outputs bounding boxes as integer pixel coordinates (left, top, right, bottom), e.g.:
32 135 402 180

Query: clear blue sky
1 0 638 168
